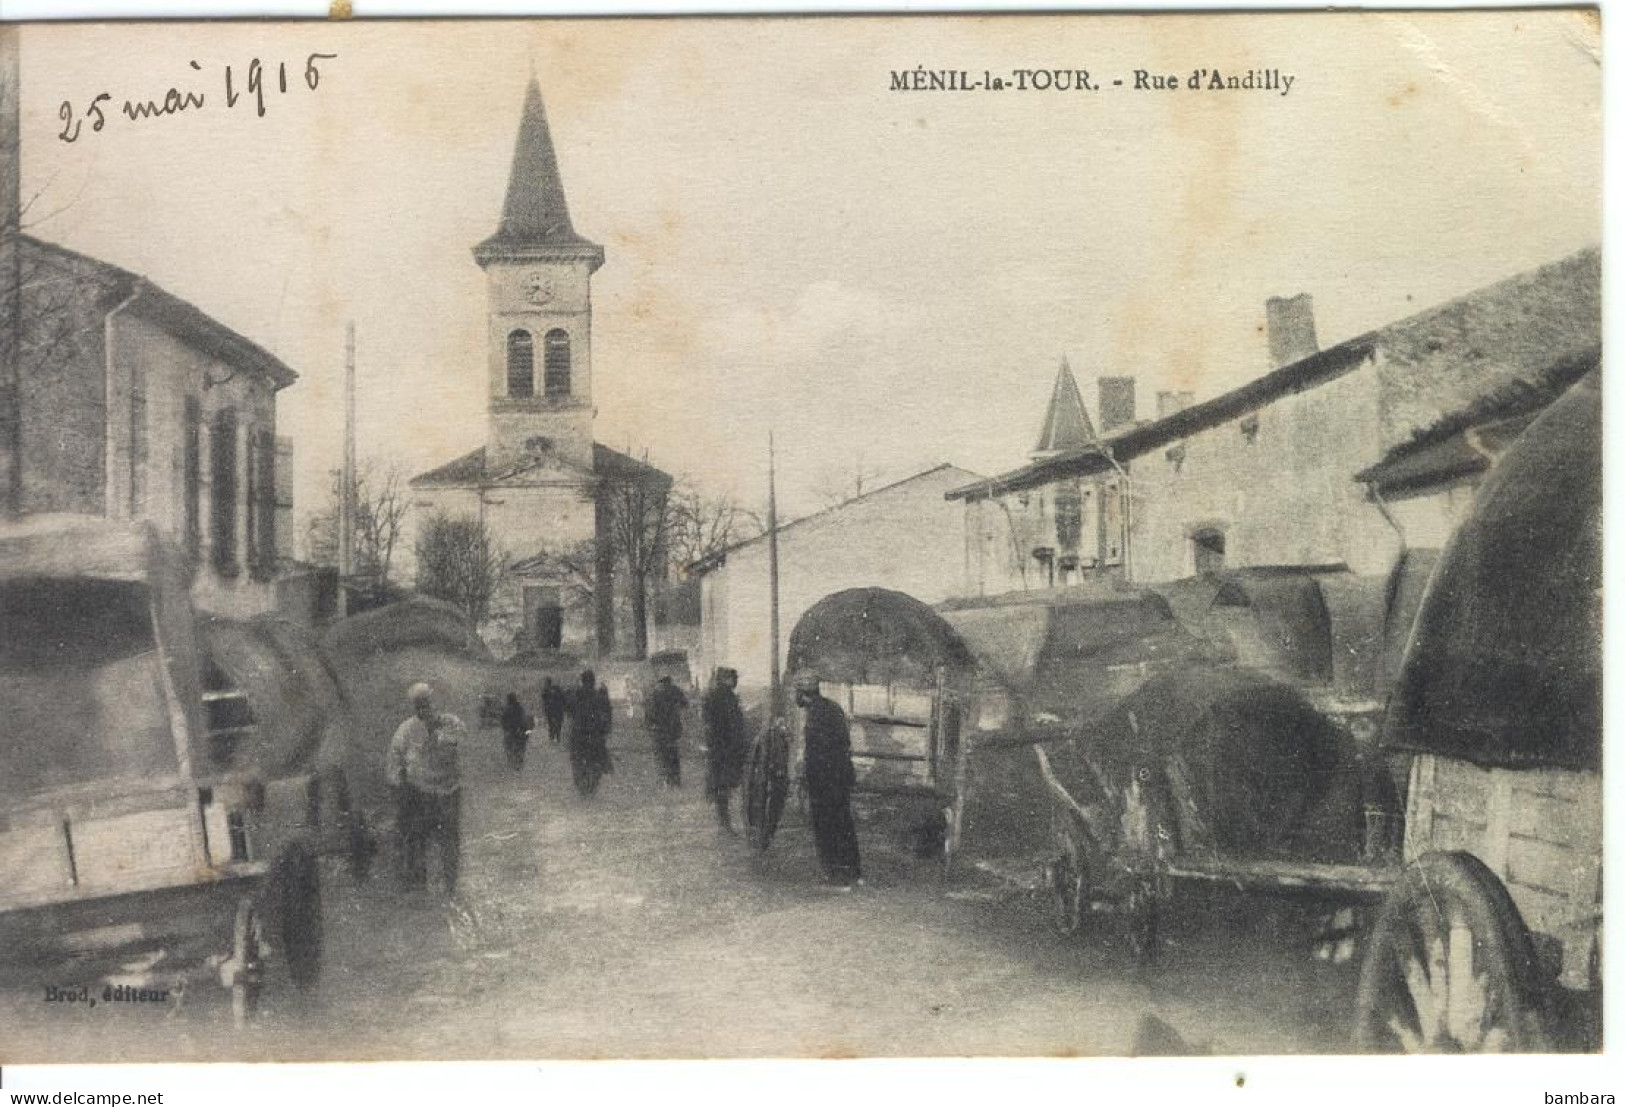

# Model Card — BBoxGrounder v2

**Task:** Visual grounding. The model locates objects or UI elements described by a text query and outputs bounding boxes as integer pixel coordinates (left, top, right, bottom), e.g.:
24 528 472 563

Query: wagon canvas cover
1383 369 1601 772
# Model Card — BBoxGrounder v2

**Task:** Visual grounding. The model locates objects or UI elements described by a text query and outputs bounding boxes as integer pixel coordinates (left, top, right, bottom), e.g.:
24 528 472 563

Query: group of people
384 667 860 895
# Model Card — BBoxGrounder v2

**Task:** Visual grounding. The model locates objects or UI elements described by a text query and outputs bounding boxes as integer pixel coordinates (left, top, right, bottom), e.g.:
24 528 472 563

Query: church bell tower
474 79 604 474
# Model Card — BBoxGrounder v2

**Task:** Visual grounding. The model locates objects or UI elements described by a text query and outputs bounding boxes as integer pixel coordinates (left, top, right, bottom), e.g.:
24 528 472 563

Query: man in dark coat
647 675 689 788
795 673 862 887
499 691 533 771
567 670 610 796
703 668 748 832
540 677 567 744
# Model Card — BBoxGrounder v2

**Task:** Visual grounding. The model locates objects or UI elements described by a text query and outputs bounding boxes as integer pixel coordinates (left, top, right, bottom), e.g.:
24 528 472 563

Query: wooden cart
0 516 363 1023
1035 369 1603 1053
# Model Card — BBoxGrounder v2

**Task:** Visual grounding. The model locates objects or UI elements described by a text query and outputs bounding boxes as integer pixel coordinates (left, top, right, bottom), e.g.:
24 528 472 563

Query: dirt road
0 648 1363 1062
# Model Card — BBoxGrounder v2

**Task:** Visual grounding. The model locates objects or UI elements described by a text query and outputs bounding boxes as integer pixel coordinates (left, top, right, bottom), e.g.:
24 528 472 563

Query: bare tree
604 474 671 659
666 477 763 570
415 514 509 625
808 452 889 510
307 459 411 607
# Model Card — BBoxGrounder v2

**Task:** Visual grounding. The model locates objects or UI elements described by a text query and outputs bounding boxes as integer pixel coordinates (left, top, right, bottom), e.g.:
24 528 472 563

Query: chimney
1156 390 1195 419
1099 376 1136 433
1265 293 1319 368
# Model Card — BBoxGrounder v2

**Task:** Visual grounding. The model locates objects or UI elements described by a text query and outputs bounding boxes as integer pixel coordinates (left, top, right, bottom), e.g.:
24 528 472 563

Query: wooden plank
1420 759 1494 823
1166 855 1399 895
890 689 936 725
1509 789 1604 849
1508 768 1602 803
1480 770 1514 876
851 684 892 718
856 757 933 793
0 825 72 902
71 807 199 888
1507 835 1601 900
850 720 931 759
1423 812 1489 857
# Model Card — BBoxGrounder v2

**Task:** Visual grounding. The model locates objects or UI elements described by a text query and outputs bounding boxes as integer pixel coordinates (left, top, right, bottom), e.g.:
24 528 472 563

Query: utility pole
338 322 355 617
767 431 781 720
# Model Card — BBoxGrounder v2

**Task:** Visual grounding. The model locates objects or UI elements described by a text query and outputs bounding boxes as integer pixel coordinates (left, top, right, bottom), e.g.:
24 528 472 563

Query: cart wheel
230 898 265 1026
274 844 323 991
1354 851 1550 1053
1125 878 1160 966
1047 854 1086 936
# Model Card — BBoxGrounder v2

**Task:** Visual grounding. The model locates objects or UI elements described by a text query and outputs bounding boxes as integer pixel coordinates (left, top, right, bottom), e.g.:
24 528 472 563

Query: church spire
474 78 604 269
1032 357 1097 458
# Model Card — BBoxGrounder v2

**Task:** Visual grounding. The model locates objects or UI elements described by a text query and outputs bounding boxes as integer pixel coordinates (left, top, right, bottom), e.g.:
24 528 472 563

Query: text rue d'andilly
890 67 1296 97
56 53 339 143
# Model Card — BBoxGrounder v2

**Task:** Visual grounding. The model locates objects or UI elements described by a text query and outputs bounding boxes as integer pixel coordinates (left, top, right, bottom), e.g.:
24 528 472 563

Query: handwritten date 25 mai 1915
57 53 338 143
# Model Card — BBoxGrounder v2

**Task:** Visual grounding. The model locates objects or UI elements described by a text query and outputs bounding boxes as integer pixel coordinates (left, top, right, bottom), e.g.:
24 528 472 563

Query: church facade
411 79 670 657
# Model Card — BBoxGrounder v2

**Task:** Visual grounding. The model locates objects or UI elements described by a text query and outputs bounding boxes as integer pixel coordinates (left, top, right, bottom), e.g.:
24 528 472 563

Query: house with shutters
409 78 671 657
949 248 1601 595
2 234 298 619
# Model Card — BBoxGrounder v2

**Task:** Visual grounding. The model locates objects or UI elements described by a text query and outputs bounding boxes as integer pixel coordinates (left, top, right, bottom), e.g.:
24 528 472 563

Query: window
1053 483 1083 554
1101 480 1124 566
544 329 571 398
1193 527 1226 576
506 330 535 398
211 409 238 576
246 428 277 581
129 384 147 516
183 397 202 558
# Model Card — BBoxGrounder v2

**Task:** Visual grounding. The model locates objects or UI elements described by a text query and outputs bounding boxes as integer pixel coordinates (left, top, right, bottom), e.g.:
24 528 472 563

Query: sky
15 11 1602 533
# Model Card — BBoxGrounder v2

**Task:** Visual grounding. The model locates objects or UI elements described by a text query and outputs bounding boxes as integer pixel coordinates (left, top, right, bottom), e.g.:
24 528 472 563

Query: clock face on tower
523 271 556 305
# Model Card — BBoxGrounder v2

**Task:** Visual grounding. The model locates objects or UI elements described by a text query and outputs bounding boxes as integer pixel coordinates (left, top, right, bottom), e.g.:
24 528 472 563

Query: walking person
540 676 567 744
647 675 689 788
794 673 862 888
500 691 533 771
702 668 747 832
386 682 466 894
567 670 609 797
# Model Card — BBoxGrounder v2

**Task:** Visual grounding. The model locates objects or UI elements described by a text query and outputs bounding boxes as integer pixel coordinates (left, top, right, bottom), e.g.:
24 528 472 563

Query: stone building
2 234 298 618
409 79 670 657
950 248 1602 593
691 464 982 695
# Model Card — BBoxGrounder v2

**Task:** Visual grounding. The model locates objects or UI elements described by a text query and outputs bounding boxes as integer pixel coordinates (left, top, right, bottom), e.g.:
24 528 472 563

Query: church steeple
476 77 603 474
474 78 604 269
1032 357 1097 458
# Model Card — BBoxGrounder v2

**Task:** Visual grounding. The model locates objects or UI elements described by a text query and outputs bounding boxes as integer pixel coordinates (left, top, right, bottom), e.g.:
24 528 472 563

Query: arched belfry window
507 330 535 398
544 329 572 398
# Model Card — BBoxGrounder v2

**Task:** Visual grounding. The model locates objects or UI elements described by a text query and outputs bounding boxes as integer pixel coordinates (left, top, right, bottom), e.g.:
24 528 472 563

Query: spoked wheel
1354 851 1550 1053
229 898 265 1026
745 724 790 853
1047 854 1086 936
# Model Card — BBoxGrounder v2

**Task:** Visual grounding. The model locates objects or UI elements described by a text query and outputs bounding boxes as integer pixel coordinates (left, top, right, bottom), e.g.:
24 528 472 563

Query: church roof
1032 357 1097 455
473 78 604 269
409 443 670 489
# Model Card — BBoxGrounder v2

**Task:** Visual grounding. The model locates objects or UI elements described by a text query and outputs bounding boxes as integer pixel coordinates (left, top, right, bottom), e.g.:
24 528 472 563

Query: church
411 79 671 657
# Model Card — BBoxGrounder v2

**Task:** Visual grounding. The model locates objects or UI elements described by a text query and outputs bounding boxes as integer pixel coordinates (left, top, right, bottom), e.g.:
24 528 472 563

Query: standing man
500 691 533 771
540 676 567 744
647 675 689 788
703 668 747 832
386 682 466 894
795 673 862 888
567 670 609 796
